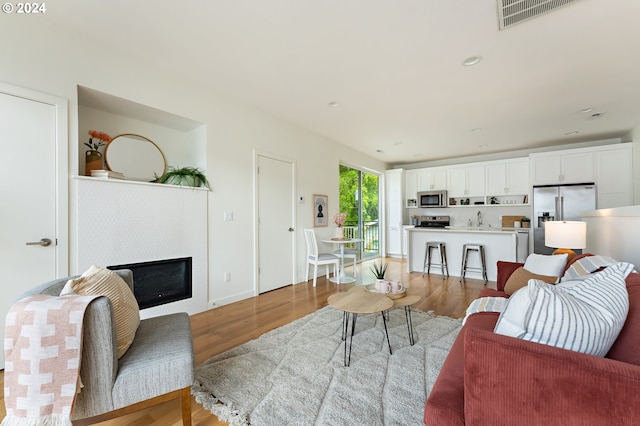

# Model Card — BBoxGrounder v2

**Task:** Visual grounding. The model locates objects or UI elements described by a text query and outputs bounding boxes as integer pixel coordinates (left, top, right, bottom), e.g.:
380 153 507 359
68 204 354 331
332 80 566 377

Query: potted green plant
521 217 531 228
158 166 211 189
370 261 388 280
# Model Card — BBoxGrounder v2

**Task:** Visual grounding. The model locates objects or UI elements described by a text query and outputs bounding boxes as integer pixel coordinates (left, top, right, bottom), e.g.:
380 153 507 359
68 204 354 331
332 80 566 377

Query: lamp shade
544 221 586 249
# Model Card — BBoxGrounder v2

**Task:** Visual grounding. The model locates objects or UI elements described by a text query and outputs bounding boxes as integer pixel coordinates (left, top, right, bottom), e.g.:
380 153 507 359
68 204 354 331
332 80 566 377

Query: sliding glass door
339 164 380 260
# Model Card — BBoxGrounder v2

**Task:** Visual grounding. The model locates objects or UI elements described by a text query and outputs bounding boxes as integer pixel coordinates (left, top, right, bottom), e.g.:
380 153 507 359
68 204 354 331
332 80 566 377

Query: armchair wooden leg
181 387 192 426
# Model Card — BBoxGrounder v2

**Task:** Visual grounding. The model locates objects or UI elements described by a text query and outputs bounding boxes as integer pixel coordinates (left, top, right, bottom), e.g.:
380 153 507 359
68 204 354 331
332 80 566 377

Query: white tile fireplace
74 177 209 319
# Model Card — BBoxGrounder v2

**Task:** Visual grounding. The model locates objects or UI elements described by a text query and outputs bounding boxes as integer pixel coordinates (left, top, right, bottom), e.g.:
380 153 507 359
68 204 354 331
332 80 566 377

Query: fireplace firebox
108 257 192 309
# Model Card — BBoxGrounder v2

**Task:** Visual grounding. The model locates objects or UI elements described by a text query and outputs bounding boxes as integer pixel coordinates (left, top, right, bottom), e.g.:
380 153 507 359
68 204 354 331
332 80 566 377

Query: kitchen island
407 227 519 282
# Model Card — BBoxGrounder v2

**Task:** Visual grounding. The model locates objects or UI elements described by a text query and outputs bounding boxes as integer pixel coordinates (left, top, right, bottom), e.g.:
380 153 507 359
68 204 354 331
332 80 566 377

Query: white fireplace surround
74 177 208 319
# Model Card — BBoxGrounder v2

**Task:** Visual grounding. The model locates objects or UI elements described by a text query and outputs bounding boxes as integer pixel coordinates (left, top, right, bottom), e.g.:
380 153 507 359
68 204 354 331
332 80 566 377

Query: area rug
192 305 462 426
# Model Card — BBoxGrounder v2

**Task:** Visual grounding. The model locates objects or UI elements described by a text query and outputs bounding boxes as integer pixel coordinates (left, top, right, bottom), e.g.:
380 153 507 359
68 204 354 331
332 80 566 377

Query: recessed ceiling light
328 101 340 108
477 144 488 149
462 56 482 66
564 131 579 136
590 112 605 119
376 149 384 153
579 108 593 114
471 128 482 133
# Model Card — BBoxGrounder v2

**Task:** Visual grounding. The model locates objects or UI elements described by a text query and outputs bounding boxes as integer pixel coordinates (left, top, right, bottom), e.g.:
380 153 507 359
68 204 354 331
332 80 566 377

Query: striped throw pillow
494 262 633 357
62 265 140 358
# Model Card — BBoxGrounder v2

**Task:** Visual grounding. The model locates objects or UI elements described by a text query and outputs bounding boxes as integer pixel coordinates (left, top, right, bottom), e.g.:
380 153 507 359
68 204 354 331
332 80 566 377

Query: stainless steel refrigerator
532 183 596 254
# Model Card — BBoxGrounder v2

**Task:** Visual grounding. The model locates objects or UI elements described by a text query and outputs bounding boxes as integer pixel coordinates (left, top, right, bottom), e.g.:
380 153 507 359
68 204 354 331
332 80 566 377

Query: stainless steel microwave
418 190 448 208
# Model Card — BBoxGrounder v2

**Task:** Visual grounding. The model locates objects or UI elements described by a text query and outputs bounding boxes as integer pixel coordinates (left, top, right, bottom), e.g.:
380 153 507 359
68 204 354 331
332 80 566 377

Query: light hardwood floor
0 257 494 425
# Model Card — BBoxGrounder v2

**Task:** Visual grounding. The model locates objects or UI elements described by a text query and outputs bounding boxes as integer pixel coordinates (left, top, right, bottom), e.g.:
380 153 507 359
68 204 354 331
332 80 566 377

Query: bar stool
423 241 449 277
460 243 488 284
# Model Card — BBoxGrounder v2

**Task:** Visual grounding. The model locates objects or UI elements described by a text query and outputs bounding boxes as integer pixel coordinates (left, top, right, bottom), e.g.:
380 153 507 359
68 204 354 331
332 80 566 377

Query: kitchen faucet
477 211 482 227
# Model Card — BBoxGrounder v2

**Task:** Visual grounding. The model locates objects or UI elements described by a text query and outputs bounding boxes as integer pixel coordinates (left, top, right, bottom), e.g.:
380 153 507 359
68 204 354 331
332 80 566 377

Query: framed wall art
313 194 328 227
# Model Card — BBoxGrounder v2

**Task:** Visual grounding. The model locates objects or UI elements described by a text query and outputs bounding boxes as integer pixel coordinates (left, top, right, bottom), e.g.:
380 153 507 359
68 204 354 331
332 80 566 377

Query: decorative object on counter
313 194 328 227
513 221 521 228
412 215 420 225
449 198 457 205
521 217 531 228
502 215 525 227
84 130 113 176
490 196 499 205
106 134 166 182
157 166 210 189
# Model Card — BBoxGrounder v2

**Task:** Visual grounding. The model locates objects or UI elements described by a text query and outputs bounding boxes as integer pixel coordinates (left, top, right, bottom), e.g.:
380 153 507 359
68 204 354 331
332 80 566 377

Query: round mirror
105 134 166 181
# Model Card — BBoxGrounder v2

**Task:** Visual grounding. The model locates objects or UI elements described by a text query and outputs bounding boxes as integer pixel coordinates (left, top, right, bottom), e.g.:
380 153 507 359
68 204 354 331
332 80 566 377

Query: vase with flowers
84 130 113 176
333 212 347 239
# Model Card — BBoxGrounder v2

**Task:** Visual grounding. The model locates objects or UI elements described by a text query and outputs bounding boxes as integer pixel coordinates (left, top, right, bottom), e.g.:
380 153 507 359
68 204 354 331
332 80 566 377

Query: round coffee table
349 286 421 346
327 291 394 366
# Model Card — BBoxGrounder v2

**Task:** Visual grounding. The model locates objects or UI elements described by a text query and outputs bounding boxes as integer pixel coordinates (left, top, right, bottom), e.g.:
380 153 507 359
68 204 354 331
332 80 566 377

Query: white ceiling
48 0 640 164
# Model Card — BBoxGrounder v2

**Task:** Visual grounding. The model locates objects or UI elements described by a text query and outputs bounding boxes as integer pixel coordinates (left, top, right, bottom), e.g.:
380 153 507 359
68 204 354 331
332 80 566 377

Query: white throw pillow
494 262 633 357
62 265 140 358
523 253 568 280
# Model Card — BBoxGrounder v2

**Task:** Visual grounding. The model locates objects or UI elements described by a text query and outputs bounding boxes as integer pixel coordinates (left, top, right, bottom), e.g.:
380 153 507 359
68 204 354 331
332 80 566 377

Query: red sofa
424 255 640 425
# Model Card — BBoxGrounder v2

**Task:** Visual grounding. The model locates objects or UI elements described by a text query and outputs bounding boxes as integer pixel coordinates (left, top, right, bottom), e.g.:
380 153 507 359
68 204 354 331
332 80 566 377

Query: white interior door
0 86 67 368
256 154 295 293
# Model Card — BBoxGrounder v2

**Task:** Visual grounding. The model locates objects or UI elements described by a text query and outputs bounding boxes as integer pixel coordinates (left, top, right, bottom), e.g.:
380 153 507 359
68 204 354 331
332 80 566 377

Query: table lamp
544 220 586 262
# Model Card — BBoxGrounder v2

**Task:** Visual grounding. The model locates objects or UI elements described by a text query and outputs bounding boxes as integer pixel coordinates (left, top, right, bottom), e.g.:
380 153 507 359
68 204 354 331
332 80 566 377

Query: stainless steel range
416 215 450 228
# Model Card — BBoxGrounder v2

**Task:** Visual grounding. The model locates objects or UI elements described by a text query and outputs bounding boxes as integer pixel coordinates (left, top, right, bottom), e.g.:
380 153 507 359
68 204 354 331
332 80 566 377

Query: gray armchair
19 270 195 426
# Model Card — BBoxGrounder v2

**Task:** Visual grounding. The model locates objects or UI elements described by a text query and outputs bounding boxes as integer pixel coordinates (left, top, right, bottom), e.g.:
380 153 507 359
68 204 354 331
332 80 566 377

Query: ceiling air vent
497 0 583 30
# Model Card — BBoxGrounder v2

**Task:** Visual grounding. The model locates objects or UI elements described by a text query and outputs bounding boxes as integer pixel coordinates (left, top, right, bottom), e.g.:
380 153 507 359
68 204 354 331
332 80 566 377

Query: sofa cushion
62 265 140 358
523 253 568 280
494 262 633 357
504 266 557 295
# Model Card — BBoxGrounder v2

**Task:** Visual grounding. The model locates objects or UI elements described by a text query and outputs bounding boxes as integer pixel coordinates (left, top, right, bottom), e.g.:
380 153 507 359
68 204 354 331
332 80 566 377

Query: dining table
321 238 363 284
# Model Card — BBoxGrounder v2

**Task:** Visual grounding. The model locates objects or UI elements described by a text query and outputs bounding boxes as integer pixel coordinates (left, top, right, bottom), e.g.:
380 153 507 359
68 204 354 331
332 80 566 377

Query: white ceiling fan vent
497 0 583 30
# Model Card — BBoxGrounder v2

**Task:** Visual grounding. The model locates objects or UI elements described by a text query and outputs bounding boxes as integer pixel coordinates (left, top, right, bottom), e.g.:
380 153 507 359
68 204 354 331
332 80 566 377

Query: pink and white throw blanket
2 294 99 426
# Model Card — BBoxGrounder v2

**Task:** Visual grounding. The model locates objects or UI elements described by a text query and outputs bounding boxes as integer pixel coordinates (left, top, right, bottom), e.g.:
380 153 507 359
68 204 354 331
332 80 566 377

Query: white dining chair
332 248 358 277
304 229 340 287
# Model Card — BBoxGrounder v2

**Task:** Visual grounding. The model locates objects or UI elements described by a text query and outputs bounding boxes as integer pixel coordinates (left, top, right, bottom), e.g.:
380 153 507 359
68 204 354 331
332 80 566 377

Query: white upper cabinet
448 165 484 197
405 169 418 207
485 158 529 196
530 150 595 185
418 168 447 191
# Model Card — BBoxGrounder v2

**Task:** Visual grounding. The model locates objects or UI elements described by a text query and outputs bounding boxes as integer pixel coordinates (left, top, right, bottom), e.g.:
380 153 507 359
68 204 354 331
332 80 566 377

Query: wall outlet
224 211 233 221
224 272 230 282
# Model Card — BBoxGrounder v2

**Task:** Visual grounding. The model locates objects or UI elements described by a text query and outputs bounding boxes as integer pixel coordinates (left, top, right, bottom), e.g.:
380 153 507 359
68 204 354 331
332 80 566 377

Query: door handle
26 238 52 247
288 227 294 232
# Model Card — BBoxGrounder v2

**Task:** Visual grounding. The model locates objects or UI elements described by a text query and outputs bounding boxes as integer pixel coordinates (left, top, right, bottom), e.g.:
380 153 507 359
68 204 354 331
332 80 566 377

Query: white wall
1 18 387 310
583 206 640 269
